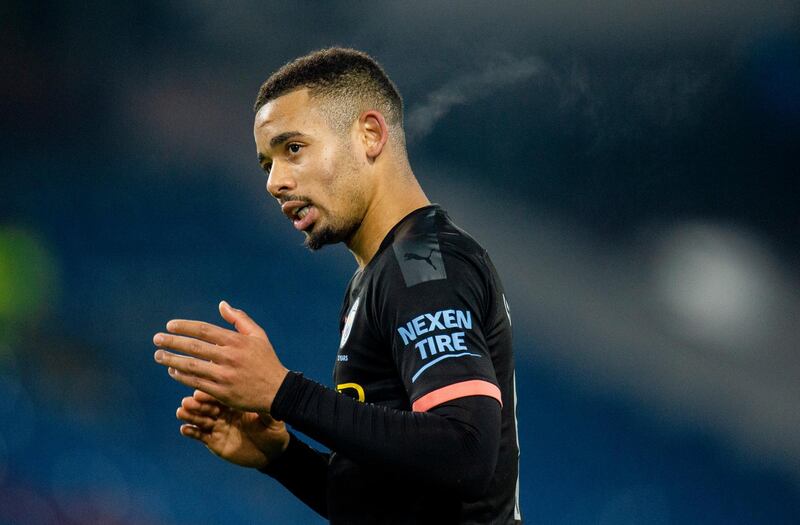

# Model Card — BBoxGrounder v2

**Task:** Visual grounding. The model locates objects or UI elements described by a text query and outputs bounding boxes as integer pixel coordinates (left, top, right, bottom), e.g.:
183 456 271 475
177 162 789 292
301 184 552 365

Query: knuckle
220 367 235 385
198 322 209 338
225 333 240 348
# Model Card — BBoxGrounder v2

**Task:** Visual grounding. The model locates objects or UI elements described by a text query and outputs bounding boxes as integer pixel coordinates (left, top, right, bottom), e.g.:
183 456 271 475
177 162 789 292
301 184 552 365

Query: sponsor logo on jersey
336 382 365 402
403 248 439 270
396 308 481 382
339 297 360 349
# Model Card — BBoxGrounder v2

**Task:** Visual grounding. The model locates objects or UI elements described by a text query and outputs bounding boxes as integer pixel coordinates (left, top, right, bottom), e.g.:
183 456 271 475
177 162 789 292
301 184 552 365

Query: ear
359 110 389 160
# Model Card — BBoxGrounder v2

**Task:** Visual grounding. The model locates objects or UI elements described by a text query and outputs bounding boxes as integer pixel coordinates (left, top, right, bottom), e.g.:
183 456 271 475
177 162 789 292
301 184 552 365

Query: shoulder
374 205 489 285
366 207 493 319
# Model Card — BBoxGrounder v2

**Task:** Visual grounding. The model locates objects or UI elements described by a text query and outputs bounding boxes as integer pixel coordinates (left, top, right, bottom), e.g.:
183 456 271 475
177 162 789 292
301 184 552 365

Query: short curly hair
254 47 404 138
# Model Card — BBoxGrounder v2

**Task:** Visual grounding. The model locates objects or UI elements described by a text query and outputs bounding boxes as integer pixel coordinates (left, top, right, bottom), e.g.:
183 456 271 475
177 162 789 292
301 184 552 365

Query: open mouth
281 201 318 231
295 205 311 220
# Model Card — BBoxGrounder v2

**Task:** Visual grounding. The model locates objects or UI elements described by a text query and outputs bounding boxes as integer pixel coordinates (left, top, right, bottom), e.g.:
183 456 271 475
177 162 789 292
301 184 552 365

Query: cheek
305 150 334 187
321 157 338 184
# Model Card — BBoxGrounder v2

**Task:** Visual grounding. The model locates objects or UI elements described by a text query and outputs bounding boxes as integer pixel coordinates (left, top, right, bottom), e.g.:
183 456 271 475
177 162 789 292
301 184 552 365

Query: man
153 47 521 524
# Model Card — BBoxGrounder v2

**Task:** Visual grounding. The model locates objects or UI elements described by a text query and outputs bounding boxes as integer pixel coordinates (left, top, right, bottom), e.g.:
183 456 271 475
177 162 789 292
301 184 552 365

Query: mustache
278 194 313 205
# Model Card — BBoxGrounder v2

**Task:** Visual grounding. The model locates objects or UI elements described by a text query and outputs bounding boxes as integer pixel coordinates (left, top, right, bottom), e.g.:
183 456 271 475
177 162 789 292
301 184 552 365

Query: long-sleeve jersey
262 204 522 524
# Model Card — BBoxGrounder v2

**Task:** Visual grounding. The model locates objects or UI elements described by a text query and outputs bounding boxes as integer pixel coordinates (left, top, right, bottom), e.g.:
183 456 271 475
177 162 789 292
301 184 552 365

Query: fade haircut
254 47 404 144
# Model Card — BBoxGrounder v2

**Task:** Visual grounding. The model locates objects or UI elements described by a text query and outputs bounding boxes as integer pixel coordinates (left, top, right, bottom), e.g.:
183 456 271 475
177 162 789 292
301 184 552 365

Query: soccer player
153 47 521 524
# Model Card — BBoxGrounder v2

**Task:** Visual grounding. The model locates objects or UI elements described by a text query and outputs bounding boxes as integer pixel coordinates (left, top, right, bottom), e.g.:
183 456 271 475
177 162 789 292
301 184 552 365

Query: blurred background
1 1 798 523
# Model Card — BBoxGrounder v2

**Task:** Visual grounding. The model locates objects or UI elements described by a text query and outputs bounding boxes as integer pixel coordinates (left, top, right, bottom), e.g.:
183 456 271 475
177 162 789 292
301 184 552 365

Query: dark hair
253 47 404 133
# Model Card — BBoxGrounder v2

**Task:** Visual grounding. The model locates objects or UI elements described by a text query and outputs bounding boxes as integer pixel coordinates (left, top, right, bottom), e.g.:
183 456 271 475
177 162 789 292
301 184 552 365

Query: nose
266 162 296 198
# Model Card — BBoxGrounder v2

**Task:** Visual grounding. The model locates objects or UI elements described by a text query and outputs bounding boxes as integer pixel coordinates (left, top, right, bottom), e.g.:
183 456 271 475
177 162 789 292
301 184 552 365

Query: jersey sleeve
377 240 502 412
258 432 329 518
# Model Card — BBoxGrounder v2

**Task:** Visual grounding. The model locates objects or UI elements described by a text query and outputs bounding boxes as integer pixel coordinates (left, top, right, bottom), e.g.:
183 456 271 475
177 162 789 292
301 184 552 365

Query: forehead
253 88 325 138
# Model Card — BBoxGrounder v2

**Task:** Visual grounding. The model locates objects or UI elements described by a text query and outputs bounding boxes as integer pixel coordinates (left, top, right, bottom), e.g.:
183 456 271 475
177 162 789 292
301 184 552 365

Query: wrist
257 431 295 474
265 367 290 412
269 370 304 422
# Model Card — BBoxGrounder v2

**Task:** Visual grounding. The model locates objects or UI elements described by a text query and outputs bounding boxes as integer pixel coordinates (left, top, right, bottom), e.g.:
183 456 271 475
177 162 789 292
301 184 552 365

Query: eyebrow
270 131 304 149
257 130 306 167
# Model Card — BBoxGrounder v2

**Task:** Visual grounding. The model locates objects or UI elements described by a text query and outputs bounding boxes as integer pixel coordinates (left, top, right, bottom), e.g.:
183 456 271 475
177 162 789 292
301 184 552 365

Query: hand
153 300 289 413
177 389 290 469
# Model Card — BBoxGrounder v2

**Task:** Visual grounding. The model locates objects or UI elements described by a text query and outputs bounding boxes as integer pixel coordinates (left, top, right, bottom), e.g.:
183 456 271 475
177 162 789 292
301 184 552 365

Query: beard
303 148 365 251
303 214 361 251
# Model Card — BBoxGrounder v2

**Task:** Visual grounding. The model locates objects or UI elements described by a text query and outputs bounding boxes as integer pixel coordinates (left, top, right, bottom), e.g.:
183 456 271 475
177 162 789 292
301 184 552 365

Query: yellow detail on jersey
336 382 365 402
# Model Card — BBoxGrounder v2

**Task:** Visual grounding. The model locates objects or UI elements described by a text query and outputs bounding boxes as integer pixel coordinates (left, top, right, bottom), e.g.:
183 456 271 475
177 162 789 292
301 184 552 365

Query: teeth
296 205 310 219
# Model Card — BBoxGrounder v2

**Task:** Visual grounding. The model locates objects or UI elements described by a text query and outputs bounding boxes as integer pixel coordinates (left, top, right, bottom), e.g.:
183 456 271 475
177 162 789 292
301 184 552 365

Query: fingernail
168 367 177 376
223 300 240 311
154 350 163 362
154 334 164 344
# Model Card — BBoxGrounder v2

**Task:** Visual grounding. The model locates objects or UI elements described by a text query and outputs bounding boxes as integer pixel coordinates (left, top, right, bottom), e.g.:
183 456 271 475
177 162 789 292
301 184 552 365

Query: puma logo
404 248 438 270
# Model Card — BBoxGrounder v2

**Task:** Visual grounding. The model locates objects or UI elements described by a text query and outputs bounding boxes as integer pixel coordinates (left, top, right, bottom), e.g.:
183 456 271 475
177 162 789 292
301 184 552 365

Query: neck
346 166 429 269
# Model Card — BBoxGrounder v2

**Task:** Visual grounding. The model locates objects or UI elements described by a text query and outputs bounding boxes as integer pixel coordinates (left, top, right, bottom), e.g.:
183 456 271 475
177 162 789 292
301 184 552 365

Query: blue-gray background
1 2 798 523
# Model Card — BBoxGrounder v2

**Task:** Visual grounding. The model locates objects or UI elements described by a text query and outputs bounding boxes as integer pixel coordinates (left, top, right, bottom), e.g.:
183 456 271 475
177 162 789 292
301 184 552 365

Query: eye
288 143 302 154
262 161 272 174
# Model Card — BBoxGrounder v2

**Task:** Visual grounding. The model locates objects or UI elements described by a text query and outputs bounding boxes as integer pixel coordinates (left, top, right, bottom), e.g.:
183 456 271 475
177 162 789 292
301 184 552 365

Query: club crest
339 297 360 349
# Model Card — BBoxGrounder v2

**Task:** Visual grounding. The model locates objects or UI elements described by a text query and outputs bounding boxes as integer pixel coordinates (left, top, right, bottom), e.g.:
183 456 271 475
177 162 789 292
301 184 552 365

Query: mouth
281 200 319 231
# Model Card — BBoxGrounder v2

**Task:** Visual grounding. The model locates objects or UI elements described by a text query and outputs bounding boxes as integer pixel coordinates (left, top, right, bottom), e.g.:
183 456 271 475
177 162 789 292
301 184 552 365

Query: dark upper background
1 1 798 523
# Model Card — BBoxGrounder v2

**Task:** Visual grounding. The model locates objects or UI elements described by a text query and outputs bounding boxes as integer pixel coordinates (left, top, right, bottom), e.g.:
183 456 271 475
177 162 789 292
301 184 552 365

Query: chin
303 219 358 252
304 236 326 251
303 227 338 251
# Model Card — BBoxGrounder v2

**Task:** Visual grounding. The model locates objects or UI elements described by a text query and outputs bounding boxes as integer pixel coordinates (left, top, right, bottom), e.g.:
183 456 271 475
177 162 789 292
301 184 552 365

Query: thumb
219 300 267 339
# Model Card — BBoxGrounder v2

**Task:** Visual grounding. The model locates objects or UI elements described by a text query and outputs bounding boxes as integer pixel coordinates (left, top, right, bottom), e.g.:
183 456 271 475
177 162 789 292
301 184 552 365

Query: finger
154 351 220 381
165 319 237 346
182 395 221 417
180 424 209 443
176 406 216 430
219 300 267 339
193 389 224 407
169 370 228 403
153 332 225 362
258 412 278 426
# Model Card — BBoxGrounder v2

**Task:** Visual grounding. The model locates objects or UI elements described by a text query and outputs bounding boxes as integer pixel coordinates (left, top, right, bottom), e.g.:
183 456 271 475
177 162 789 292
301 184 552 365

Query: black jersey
266 205 521 524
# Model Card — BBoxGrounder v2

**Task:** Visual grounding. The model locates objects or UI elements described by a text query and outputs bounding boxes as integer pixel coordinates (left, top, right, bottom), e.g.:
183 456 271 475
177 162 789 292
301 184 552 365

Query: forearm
271 372 500 499
259 432 330 518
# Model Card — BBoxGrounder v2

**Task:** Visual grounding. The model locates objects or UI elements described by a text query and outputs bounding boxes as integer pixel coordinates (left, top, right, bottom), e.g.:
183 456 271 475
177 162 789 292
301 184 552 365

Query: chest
333 277 408 409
